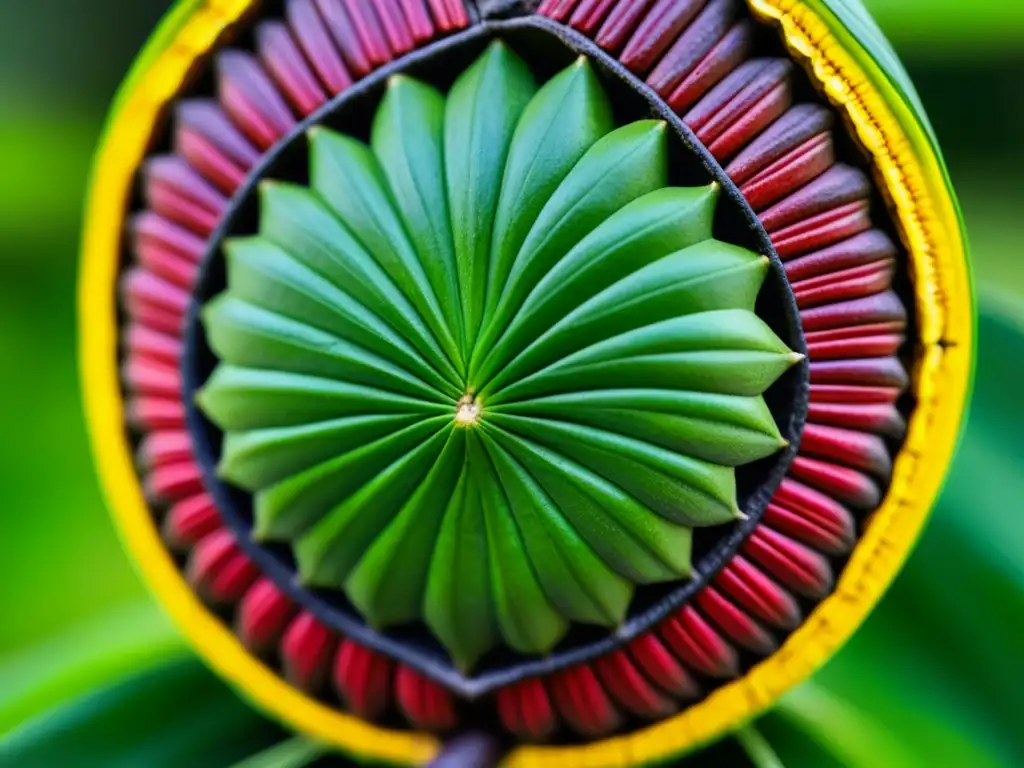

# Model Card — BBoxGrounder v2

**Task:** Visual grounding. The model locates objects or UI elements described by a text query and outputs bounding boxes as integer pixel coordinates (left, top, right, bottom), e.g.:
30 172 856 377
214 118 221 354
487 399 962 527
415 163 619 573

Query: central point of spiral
454 394 482 427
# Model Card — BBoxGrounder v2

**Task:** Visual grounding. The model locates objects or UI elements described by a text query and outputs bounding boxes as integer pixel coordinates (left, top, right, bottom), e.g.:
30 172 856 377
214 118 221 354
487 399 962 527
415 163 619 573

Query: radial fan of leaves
198 40 799 670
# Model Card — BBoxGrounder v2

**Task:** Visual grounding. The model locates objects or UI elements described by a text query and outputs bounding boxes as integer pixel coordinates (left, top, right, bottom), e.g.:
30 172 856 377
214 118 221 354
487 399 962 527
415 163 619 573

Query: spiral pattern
197 44 796 669
113 0 923 746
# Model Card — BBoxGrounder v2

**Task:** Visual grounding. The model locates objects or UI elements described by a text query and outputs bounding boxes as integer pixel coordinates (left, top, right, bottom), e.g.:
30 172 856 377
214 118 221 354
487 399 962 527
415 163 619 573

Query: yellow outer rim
79 1 972 766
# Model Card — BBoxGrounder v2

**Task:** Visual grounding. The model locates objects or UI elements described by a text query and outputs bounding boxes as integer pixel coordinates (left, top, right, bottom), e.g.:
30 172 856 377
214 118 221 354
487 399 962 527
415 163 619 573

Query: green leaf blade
294 424 453 587
488 427 693 583
197 366 449 432
345 429 467 627
482 436 632 626
445 40 537 355
423 467 498 672
222 236 458 398
372 75 463 350
253 416 450 541
471 433 567 656
309 127 463 376
470 118 670 381
483 56 615 323
258 181 457 383
476 185 719 389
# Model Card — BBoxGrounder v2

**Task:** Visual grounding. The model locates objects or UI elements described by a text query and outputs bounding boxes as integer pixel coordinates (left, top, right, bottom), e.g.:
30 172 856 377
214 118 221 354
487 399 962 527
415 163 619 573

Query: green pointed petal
197 366 448 431
258 181 457 382
496 309 799 402
495 389 785 466
295 425 453 587
309 127 463 374
219 413 424 490
471 119 669 380
483 55 614 322
424 467 498 671
445 40 536 351
223 236 457 398
490 414 738 527
471 433 566 655
201 296 447 402
482 435 631 626
488 427 693 583
476 185 719 387
346 429 466 626
254 417 450 540
488 242 769 391
372 75 463 348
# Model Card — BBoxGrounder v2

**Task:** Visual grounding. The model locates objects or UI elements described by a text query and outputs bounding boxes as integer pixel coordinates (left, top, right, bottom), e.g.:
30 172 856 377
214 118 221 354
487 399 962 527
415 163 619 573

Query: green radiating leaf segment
198 42 798 669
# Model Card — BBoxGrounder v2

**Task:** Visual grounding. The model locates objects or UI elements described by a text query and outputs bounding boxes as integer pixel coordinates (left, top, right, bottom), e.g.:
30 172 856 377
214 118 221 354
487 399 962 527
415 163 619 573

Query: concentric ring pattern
93 0 970 755
197 43 797 670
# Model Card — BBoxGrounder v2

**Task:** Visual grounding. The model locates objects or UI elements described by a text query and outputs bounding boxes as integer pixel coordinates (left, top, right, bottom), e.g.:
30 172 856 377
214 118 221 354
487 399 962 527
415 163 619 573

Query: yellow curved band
79 1 972 766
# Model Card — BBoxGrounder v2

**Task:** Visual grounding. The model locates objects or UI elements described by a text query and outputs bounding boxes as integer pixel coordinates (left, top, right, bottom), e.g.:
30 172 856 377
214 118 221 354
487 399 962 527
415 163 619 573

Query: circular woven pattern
80 0 971 763
196 44 798 670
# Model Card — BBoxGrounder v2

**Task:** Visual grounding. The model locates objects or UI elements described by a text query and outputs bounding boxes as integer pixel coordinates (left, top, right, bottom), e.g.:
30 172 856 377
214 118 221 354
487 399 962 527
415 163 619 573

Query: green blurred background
1 1 1022 765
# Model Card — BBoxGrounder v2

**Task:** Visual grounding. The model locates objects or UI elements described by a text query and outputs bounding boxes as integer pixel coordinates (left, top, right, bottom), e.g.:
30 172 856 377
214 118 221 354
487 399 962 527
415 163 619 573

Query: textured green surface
198 43 795 668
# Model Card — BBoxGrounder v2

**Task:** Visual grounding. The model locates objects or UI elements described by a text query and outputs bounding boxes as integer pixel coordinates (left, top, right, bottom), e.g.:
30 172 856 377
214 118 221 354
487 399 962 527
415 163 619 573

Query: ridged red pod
334 640 393 718
659 606 739 679
550 666 622 736
145 459 203 502
714 555 802 630
128 396 185 431
123 357 180 398
627 633 701 698
162 493 221 549
287 0 353 93
396 666 458 731
594 650 677 718
595 0 656 53
771 478 857 553
258 21 329 115
684 58 793 152
187 529 241 600
760 165 872 233
791 454 883 510
695 587 777 655
126 324 182 365
620 0 706 74
653 0 736 97
742 527 834 600
567 0 618 35
174 100 259 193
773 201 874 258
237 577 298 651
497 678 558 741
280 613 336 691
137 430 192 468
217 50 297 149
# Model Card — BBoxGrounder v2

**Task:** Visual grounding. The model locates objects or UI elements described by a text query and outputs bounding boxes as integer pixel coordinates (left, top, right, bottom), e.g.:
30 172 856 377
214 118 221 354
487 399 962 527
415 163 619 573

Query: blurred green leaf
862 0 1024 55
0 251 146 656
229 736 328 768
735 725 785 768
0 655 288 767
0 602 181 734
0 115 97 249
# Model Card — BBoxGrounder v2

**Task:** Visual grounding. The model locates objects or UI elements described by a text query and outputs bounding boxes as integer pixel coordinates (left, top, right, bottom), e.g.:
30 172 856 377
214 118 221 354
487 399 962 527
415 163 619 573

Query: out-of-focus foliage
0 1 1022 766
862 0 1024 55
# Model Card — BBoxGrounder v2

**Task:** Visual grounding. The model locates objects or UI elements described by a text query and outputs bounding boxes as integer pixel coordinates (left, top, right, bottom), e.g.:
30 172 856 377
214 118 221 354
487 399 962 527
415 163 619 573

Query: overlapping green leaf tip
197 40 799 670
